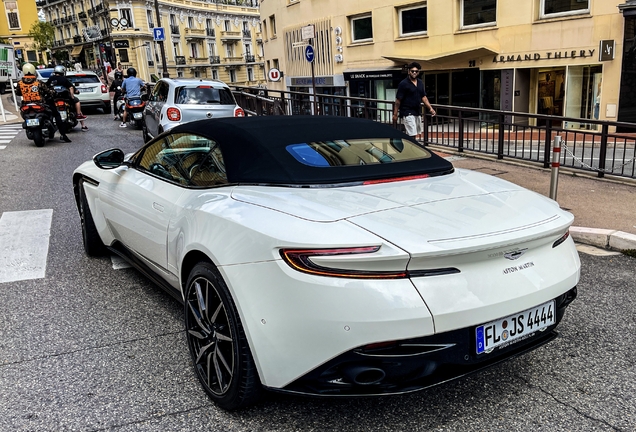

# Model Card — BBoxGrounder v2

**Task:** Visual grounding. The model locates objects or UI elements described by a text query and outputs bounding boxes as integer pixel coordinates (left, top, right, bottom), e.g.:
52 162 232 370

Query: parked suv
65 71 111 114
142 78 244 142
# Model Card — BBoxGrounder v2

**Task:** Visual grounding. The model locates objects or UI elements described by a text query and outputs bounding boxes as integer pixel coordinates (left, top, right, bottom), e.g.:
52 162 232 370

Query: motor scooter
115 87 126 120
52 87 78 130
20 102 56 147
125 96 146 129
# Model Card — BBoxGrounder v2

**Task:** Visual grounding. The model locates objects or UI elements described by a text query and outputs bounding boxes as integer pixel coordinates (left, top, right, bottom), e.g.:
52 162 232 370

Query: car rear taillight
280 246 408 279
552 231 570 248
101 84 107 93
234 107 245 117
166 107 181 121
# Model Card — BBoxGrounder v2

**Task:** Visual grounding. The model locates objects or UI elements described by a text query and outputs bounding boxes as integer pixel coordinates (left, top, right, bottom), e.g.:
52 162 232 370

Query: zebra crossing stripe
0 209 53 283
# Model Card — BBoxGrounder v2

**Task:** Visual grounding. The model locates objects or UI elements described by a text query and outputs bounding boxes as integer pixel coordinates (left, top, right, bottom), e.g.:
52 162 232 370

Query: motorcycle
52 87 78 130
114 87 126 121
20 102 56 147
125 96 146 129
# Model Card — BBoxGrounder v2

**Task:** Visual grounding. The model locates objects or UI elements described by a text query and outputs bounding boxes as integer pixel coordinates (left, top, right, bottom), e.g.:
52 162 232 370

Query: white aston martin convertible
73 116 580 410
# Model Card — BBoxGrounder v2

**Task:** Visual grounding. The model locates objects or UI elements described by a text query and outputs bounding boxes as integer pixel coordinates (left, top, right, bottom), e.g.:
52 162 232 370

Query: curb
570 226 636 252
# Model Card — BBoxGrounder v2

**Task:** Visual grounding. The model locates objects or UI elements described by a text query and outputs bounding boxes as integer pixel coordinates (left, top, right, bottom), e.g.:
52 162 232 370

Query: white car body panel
74 158 580 390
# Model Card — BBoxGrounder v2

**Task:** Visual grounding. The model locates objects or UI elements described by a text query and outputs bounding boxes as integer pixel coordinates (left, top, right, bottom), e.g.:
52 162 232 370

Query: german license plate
26 118 40 126
475 300 555 354
133 112 143 119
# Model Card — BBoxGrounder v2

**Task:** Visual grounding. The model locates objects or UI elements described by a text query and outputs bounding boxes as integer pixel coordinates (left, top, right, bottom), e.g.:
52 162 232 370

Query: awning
382 46 498 68
70 45 84 56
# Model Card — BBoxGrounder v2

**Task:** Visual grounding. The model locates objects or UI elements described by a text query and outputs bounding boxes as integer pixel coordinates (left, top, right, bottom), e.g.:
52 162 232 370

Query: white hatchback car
66 71 111 114
142 78 244 142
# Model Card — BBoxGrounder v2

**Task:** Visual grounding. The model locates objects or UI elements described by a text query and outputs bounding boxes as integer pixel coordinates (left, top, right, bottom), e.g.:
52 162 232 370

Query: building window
120 8 133 27
66 28 71 39
224 20 231 31
229 69 237 82
119 49 129 62
5 1 20 30
351 14 372 42
226 43 234 57
269 15 276 38
461 0 496 28
173 42 180 58
147 10 154 28
247 67 254 82
170 14 177 27
194 70 200 78
262 20 268 41
541 0 589 18
208 42 216 56
177 70 184 78
190 42 199 58
212 69 218 80
73 24 79 36
27 51 37 61
398 5 427 36
188 16 194 28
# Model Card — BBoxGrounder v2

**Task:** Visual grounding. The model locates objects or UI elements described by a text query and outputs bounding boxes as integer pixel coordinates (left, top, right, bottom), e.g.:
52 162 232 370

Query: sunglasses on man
409 69 420 74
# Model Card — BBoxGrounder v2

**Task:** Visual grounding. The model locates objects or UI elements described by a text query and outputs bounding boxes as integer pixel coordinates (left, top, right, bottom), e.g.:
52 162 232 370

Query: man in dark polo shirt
392 62 436 140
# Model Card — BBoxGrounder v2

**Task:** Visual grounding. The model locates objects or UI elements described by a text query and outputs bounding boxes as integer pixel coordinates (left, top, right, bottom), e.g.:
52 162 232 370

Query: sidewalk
0 92 21 124
432 146 636 252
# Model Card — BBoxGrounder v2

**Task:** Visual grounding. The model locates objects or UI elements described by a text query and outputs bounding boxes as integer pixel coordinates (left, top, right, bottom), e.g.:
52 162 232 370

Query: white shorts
402 115 423 137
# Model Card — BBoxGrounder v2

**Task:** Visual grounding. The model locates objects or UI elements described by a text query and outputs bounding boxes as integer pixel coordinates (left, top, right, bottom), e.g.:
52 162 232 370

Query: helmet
126 67 137 77
54 65 66 75
114 71 123 80
22 63 36 76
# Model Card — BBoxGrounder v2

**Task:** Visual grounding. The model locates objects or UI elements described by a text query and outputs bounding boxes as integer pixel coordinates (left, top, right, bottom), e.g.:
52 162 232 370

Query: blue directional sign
304 45 314 63
153 27 166 42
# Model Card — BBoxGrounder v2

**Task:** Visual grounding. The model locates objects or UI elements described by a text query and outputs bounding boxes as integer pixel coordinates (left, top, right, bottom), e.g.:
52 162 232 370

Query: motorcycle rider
47 65 88 131
109 70 124 121
16 63 71 142
120 67 145 128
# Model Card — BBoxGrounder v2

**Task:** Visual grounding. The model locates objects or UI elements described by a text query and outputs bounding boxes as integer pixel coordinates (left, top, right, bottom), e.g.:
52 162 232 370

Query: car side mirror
93 148 125 169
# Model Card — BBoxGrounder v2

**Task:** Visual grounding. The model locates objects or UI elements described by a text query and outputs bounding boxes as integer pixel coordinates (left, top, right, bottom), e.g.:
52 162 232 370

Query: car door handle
153 202 164 212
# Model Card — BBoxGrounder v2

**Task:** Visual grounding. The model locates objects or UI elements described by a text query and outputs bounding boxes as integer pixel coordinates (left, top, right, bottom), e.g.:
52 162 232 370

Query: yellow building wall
0 0 41 63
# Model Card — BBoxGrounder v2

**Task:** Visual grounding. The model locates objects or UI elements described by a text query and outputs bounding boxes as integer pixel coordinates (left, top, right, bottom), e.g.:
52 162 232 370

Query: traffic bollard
549 135 561 201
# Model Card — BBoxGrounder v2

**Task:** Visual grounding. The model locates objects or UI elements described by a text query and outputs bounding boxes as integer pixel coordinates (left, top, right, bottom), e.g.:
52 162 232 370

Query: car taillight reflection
234 107 245 117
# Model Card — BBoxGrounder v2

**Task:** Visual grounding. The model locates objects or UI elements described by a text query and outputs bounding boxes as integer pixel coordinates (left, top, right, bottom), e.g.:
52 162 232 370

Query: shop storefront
287 75 346 115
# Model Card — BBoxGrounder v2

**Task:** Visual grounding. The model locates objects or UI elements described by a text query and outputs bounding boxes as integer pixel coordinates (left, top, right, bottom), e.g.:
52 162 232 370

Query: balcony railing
175 56 186 65
73 35 82 43
185 28 205 38
206 28 215 37
78 11 87 19
245 54 255 62
148 60 154 66
171 25 180 35
209 56 220 64
242 30 251 38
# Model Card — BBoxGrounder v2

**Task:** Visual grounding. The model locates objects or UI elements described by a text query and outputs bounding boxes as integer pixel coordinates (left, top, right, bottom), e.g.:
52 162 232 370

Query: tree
28 21 55 63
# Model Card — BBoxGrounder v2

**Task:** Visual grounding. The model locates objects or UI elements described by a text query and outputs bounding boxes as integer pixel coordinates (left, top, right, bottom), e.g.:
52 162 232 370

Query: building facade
260 0 636 128
1 0 40 64
37 0 265 86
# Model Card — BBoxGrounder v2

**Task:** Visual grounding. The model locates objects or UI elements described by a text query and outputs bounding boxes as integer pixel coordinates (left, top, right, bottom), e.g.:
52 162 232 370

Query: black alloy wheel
78 179 106 256
184 262 260 410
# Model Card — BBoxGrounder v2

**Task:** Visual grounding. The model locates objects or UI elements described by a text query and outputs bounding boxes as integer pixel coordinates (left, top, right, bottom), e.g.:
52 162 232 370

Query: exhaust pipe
343 366 386 385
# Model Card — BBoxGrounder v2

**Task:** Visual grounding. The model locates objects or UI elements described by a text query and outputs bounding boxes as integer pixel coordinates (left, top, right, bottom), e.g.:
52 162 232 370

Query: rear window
68 75 100 84
286 139 431 167
174 86 236 105
38 69 54 79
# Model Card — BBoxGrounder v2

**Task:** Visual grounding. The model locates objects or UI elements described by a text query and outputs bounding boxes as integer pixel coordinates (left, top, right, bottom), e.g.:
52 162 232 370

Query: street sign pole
154 0 169 77
310 40 317 115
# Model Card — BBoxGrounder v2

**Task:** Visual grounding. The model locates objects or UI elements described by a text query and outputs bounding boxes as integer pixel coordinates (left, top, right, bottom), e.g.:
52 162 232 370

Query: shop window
565 65 603 129
541 0 589 19
398 4 427 36
461 0 496 28
351 14 373 42
118 49 129 63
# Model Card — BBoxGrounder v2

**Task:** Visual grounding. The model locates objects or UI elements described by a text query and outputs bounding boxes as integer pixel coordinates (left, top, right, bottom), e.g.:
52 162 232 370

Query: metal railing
230 86 636 180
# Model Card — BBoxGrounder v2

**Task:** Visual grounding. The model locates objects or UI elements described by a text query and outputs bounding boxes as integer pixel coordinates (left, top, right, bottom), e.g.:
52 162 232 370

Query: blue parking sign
153 27 165 42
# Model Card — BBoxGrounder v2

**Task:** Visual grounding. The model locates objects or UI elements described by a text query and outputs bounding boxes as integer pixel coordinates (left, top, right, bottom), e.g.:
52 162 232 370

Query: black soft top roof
170 116 454 185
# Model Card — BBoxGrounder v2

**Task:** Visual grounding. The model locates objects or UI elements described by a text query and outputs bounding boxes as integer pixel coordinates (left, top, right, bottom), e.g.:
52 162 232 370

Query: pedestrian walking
392 62 436 140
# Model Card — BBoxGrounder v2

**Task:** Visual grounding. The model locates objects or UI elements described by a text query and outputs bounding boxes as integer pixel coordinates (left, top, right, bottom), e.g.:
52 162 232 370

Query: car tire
184 262 261 410
142 122 151 143
78 179 106 257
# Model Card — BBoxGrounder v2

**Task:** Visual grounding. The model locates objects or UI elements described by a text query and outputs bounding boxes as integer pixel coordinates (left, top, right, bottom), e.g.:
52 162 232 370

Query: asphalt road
0 113 634 431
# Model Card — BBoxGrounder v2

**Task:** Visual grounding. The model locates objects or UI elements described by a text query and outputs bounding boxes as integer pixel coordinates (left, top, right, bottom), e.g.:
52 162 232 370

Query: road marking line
111 254 132 270
0 140 11 143
0 209 53 284
0 146 6 149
